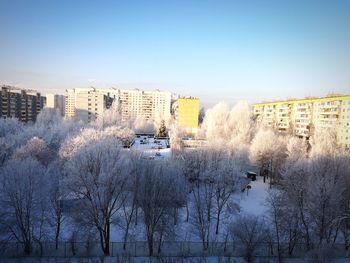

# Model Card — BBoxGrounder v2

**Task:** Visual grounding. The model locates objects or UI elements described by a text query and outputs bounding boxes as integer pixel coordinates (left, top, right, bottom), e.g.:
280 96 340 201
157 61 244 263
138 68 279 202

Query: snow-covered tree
226 101 255 146
129 116 155 134
201 102 230 142
35 108 63 128
46 161 66 250
156 120 167 137
93 100 122 128
286 136 308 164
168 123 184 153
13 136 54 166
65 138 130 255
0 158 50 254
137 161 186 256
0 118 24 137
229 215 268 263
250 128 287 185
309 128 340 158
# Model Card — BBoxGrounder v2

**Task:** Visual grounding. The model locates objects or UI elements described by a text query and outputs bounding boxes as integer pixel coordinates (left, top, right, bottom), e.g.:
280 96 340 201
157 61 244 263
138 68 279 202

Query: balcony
319 110 338 115
317 117 338 122
318 104 339 109
295 115 311 120
295 105 309 109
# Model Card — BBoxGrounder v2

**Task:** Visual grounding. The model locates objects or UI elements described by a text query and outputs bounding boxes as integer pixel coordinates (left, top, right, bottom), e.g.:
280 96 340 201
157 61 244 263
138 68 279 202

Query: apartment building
65 88 172 123
0 85 46 122
253 95 350 148
65 88 114 122
172 97 200 134
46 94 65 116
118 89 171 121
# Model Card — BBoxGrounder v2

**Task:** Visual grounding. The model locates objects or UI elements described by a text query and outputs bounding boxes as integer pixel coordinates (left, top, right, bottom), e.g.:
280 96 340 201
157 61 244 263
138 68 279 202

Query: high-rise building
172 97 200 134
0 85 46 122
65 88 172 123
253 95 350 148
46 94 65 116
118 89 171 121
65 88 114 122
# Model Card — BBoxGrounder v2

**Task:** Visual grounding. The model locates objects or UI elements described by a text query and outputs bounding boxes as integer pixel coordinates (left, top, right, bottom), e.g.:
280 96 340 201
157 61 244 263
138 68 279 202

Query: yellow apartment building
172 97 200 134
253 95 350 148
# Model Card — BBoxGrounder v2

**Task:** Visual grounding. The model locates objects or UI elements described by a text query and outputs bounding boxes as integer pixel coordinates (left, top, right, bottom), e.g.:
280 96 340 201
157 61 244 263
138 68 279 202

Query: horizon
1 0 349 107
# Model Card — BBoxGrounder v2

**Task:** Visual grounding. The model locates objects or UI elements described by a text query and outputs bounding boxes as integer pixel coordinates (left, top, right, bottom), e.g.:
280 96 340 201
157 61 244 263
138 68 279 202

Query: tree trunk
24 241 31 255
102 221 110 256
123 222 130 250
215 210 221 235
55 220 61 249
186 202 189 222
135 207 138 226
147 234 154 256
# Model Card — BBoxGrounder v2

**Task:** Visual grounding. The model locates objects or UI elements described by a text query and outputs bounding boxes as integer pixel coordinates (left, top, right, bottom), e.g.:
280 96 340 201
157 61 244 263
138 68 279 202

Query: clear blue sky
0 0 349 106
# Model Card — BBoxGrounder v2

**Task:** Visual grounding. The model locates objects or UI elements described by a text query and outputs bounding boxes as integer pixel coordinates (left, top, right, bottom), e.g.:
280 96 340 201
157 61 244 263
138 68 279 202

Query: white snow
130 136 171 160
236 175 270 216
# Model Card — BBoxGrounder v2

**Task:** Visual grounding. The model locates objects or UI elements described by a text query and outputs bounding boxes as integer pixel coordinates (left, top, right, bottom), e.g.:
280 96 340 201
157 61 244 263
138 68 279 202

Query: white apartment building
65 88 171 123
65 88 113 122
46 94 65 116
118 89 171 121
253 95 350 148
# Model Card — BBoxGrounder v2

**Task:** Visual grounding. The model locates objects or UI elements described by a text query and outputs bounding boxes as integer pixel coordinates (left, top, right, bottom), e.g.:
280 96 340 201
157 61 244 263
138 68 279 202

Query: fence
0 241 349 258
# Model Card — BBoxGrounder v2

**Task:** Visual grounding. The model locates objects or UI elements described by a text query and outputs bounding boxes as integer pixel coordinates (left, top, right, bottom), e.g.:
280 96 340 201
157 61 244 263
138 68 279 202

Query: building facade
0 85 46 122
65 88 114 122
253 95 350 148
46 94 65 116
65 88 172 123
118 89 171 121
172 97 200 134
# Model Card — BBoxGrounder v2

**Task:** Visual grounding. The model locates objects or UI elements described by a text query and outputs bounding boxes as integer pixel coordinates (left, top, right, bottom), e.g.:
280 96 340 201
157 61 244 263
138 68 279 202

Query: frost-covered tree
201 102 230 142
169 123 184 153
129 116 155 134
226 101 255 146
61 128 110 159
250 128 287 185
229 215 268 263
35 108 63 128
93 100 122 128
0 118 24 138
307 154 348 246
46 161 66 250
156 120 167 137
181 148 242 247
286 136 308 165
0 158 50 254
0 137 15 166
65 138 129 255
309 128 340 158
137 161 186 256
13 137 54 166
276 149 350 251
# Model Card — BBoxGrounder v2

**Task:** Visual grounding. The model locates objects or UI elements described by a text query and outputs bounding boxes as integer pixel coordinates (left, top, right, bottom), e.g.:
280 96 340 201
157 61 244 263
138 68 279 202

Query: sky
0 0 349 107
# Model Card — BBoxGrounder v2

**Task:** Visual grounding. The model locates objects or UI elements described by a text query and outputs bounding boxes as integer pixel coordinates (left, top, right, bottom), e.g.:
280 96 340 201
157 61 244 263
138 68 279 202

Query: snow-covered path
237 175 270 216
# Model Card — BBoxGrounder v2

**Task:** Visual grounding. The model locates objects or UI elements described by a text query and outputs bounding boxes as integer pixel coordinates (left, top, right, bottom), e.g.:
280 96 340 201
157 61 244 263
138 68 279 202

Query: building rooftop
254 94 350 106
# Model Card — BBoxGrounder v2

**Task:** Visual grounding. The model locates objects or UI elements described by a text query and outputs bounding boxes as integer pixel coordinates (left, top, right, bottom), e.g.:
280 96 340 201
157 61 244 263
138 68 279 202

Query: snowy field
130 135 171 160
237 175 270 216
108 174 270 243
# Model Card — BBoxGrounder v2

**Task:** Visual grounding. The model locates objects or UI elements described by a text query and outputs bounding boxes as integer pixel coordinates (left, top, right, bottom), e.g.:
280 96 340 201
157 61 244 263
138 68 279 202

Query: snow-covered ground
130 136 171 160
109 173 271 242
236 175 270 216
